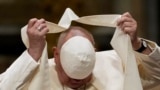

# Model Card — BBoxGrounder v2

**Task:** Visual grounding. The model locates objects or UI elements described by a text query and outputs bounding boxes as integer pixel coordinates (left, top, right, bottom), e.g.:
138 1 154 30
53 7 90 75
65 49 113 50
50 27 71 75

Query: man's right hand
27 18 49 61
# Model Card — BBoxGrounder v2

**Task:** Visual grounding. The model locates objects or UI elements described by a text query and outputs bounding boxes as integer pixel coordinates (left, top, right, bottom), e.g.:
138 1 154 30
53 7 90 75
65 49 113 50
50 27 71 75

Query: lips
71 80 83 85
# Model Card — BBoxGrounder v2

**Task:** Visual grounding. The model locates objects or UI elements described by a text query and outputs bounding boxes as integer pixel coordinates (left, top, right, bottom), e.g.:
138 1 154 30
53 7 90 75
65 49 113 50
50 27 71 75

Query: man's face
54 48 92 89
53 28 95 89
59 66 92 89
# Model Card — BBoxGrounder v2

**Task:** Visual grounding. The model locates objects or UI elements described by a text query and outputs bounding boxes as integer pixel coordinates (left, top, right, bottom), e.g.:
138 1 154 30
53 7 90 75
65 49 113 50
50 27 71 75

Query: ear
52 46 59 64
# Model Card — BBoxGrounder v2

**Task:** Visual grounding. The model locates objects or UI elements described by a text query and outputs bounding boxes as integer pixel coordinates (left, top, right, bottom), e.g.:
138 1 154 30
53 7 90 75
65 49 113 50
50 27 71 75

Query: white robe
0 40 160 90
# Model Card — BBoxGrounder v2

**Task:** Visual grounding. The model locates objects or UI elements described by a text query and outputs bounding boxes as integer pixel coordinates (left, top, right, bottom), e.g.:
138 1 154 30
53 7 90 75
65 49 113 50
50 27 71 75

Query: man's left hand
117 12 141 50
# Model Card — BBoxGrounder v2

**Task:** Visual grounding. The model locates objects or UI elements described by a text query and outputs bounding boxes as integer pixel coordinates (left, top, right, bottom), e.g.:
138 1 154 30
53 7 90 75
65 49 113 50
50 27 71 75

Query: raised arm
117 12 160 89
117 12 152 55
0 18 49 90
27 18 49 61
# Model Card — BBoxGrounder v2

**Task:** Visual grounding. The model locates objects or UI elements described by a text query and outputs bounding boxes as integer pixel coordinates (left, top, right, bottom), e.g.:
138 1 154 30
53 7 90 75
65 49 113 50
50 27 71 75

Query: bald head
57 26 95 49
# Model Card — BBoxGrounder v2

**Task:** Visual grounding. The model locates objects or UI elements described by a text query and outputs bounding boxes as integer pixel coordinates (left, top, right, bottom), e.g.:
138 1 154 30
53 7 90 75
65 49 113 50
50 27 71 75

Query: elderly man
0 12 160 90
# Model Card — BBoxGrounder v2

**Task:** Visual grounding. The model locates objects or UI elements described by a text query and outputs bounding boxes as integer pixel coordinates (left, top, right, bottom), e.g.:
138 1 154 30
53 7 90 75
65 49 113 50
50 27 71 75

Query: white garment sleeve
135 40 160 89
144 43 160 80
0 50 39 90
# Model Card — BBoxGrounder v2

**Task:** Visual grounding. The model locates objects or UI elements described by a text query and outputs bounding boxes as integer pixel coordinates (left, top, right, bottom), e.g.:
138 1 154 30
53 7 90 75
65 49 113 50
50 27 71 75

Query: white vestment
1 8 160 90
0 40 160 90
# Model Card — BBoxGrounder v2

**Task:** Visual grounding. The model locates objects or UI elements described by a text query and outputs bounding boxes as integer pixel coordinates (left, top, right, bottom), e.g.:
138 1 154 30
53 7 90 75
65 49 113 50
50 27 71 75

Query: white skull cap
60 36 95 79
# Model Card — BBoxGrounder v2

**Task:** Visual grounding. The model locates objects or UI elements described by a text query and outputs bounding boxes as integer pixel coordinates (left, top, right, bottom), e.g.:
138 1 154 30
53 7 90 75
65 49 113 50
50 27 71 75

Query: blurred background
0 0 159 73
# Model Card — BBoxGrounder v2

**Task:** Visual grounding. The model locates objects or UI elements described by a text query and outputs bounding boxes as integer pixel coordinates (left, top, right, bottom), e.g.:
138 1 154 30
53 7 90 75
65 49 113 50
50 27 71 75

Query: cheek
57 63 70 84
54 56 71 85
60 71 71 85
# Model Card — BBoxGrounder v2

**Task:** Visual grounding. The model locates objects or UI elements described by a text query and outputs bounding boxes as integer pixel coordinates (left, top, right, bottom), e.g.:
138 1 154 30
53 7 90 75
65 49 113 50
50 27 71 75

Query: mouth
71 79 84 83
69 80 84 89
71 80 83 85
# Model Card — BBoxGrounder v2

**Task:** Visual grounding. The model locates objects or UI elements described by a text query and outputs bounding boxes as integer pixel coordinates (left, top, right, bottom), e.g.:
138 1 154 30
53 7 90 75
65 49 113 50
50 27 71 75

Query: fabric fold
21 8 142 90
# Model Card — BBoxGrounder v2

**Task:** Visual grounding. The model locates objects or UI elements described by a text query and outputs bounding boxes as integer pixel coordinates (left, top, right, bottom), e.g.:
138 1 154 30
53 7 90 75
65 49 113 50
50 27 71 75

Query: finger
121 16 132 23
33 18 46 30
117 16 132 26
122 27 132 33
39 27 49 35
39 18 46 23
28 18 38 29
122 12 132 18
37 23 47 32
121 22 133 29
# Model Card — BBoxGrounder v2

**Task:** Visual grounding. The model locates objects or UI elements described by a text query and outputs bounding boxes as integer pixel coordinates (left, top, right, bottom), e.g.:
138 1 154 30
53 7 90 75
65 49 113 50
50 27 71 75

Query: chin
68 84 83 89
